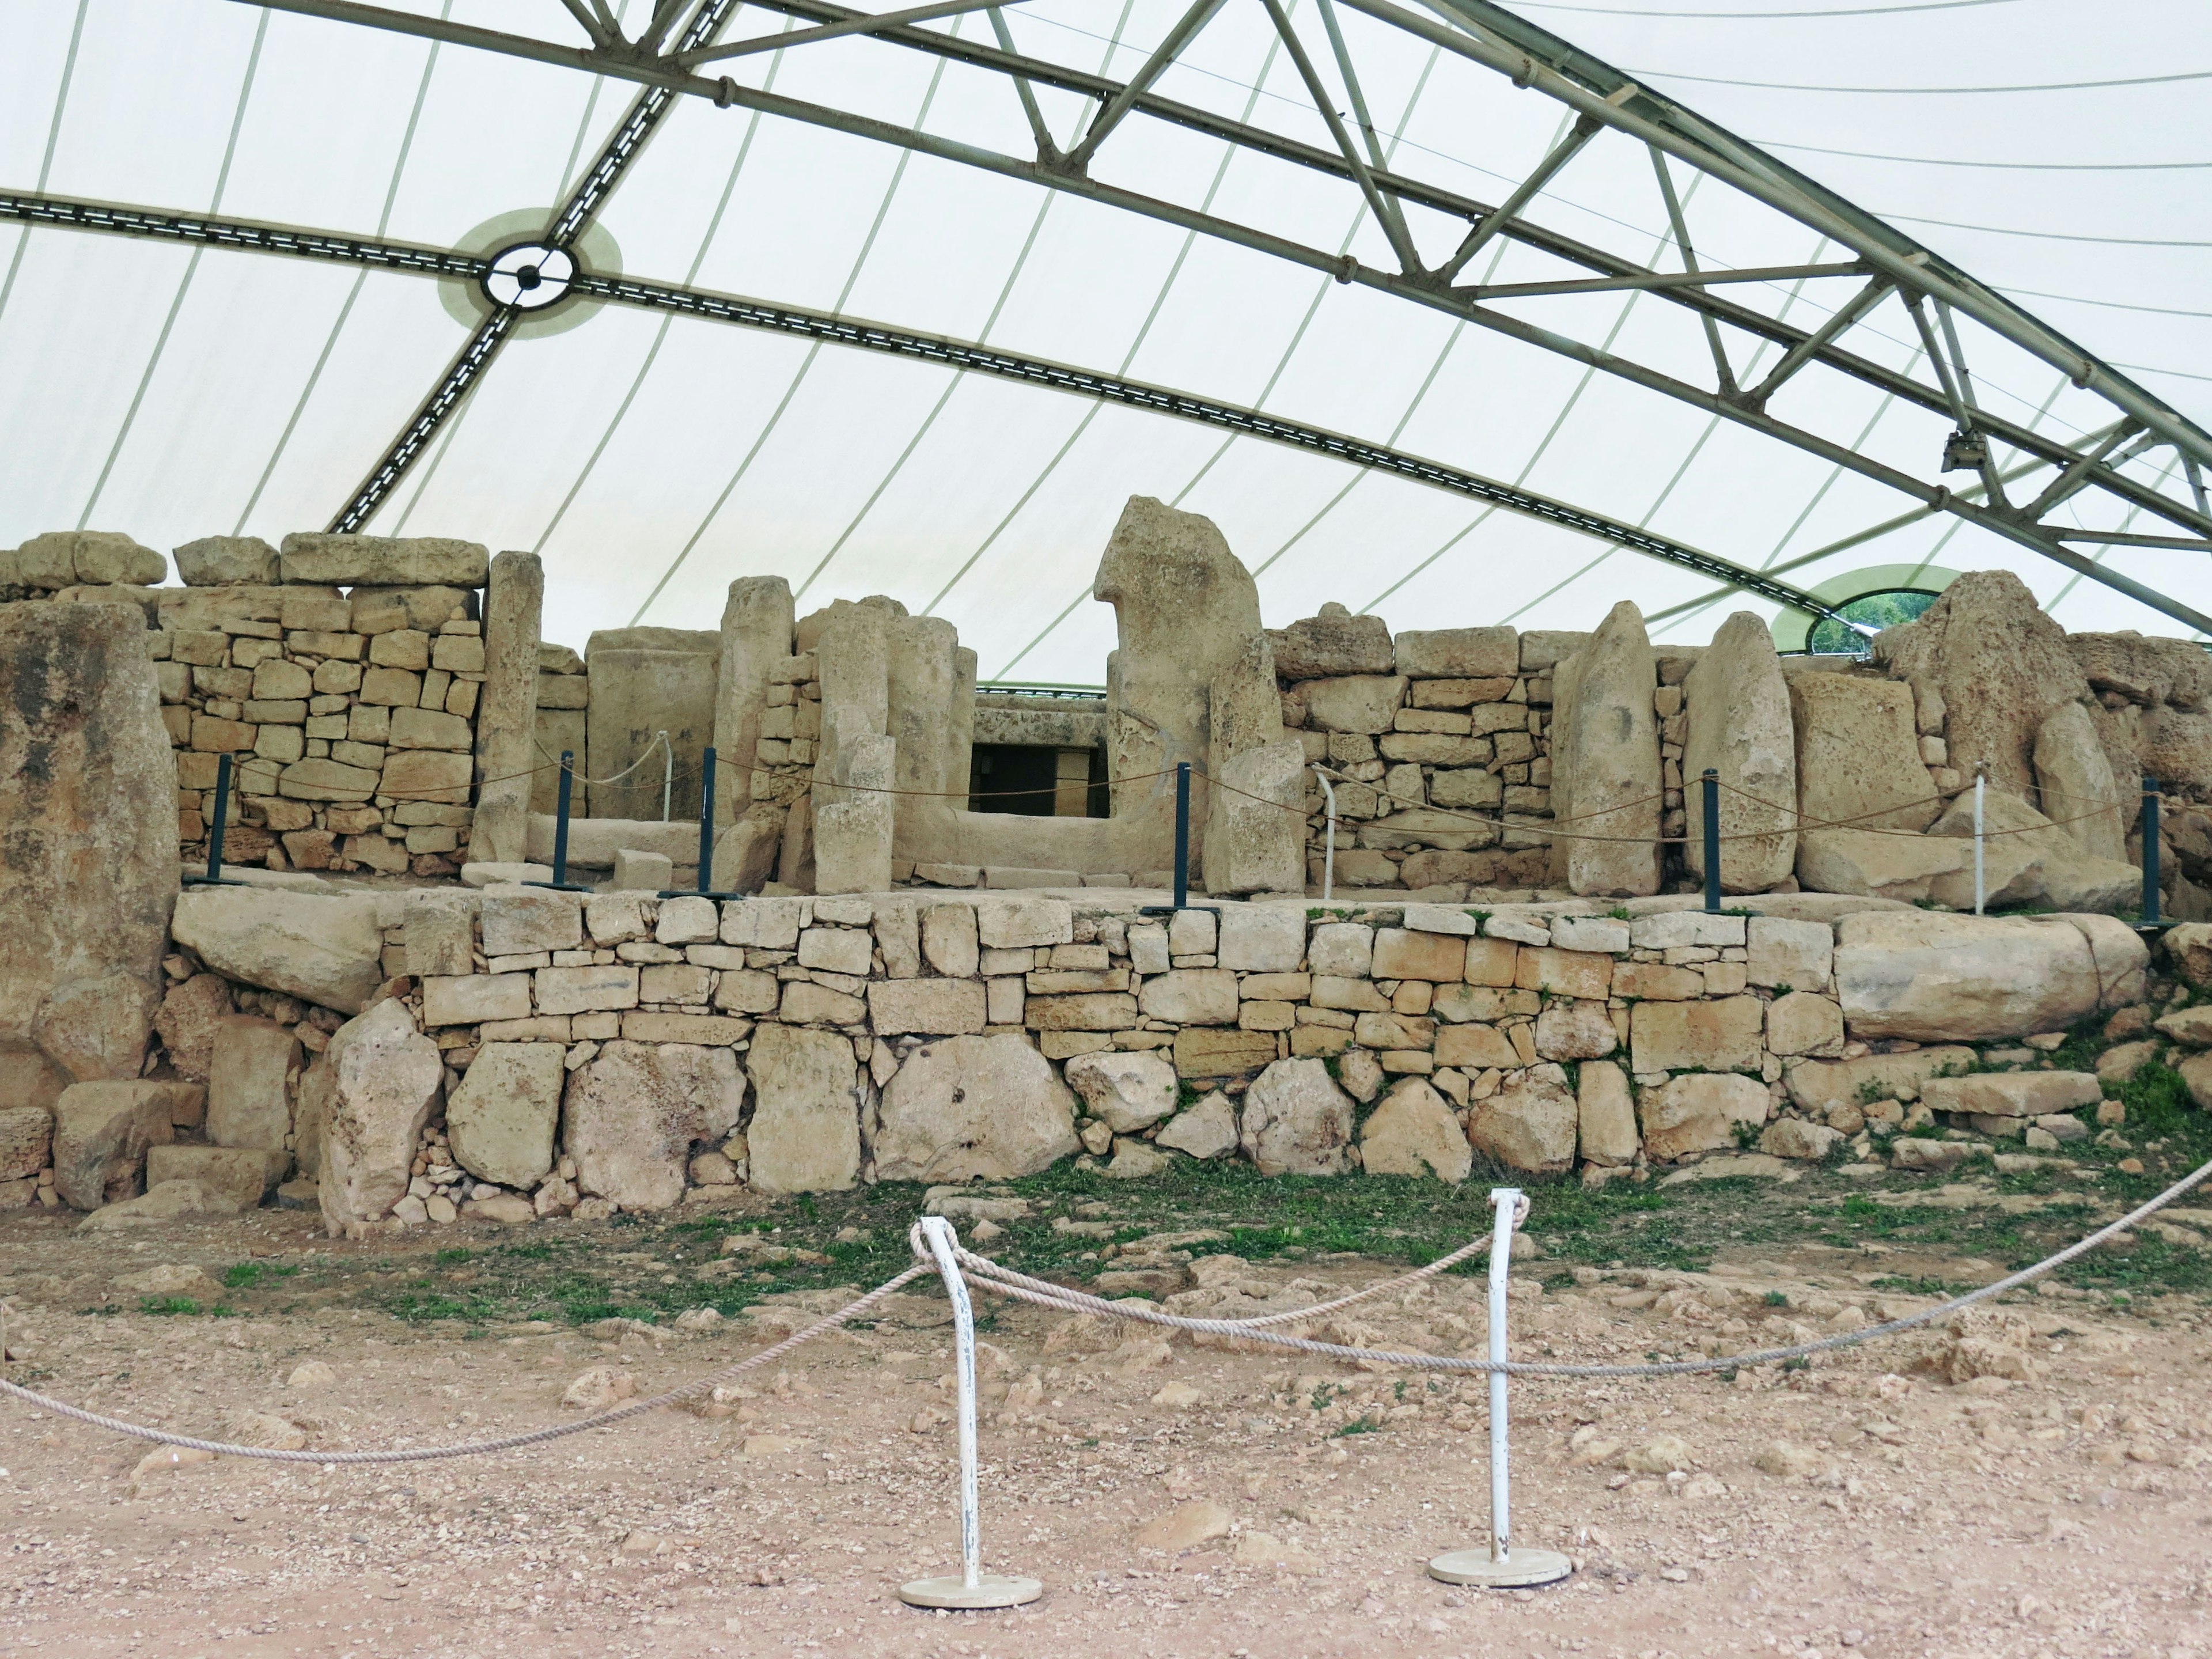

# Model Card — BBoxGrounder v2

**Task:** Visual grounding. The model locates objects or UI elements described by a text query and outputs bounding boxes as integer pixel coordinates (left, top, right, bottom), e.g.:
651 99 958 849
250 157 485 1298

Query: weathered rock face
143 1144 285 1209
1875 569 2089 802
0 604 177 1112
1358 1078 1471 1181
1269 606 1395 678
2032 700 2127 863
1683 612 1796 892
1206 737 1306 897
1832 910 2141 1040
205 1017 300 1152
151 975 234 1084
1782 1046 1977 1116
1548 601 1661 896
1393 626 1517 680
744 1024 861 1193
171 887 384 1014
173 535 279 586
52 1081 187 1209
1239 1058 1354 1176
1628 997 1763 1074
1921 1071 2100 1119
1533 998 1616 1061
319 999 442 1229
585 627 719 821
872 1036 1080 1183
14 531 164 588
278 534 489 588
0 1108 52 1181
1796 828 1965 903
563 1041 743 1210
1639 1073 1768 1162
1154 1090 1238 1159
1063 1050 1178 1133
814 729 896 896
1466 1063 1577 1172
713 575 796 828
1920 790 2141 914
1575 1060 1638 1166
447 1044 566 1190
1789 674 1937 838
469 551 543 866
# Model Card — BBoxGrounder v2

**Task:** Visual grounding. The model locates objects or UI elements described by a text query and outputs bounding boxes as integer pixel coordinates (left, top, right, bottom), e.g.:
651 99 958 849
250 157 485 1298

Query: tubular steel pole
2145 777 2163 927
184 752 246 887
1700 767 1720 914
1315 766 1338 902
665 745 740 900
529 751 590 892
898 1218 1040 1610
1974 774 1987 916
1173 760 1191 910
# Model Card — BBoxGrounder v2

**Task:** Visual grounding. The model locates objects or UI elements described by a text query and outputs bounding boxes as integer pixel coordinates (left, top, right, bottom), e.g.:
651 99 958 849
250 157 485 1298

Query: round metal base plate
1426 1548 1574 1589
896 1574 1044 1609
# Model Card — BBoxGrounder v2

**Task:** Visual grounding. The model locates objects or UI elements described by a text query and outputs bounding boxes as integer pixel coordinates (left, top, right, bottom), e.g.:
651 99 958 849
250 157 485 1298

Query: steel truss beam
0 187 1864 626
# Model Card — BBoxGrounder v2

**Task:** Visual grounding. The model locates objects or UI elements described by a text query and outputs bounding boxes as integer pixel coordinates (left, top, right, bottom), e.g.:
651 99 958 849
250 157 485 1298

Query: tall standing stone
471 551 543 865
813 728 895 895
712 575 795 831
584 627 720 820
887 612 961 852
319 999 442 1231
1789 675 1937 834
0 604 177 1114
1548 601 1661 896
745 1024 861 1192
1202 632 1301 895
2033 700 2127 863
1683 611 1796 892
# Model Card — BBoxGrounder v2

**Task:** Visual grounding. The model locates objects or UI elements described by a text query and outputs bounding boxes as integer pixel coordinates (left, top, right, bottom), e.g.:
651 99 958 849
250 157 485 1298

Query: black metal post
2143 775 2163 929
1172 761 1191 911
664 745 741 900
1701 767 1721 914
527 751 591 892
183 751 245 887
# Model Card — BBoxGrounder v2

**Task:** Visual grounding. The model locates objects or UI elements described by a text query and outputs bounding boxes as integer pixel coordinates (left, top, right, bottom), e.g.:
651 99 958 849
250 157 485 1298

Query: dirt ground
0 1181 2209 1659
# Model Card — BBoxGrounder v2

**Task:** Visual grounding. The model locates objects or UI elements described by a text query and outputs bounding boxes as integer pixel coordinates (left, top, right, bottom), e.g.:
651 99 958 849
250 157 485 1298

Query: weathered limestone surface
1064 1050 1178 1132
1207 737 1306 896
1832 911 2135 1040
447 1043 565 1189
2032 700 2127 863
1549 601 1661 896
585 628 719 820
1683 612 1796 892
1394 627 1517 680
206 1017 300 1152
1789 675 1936 837
814 730 896 896
744 1024 860 1192
143 1145 285 1209
173 535 278 586
1467 1064 1577 1172
278 534 489 588
1268 605 1394 677
14 531 164 588
52 1081 185 1209
562 1041 741 1210
152 975 233 1083
319 1000 442 1229
713 575 796 832
1639 1072 1768 1162
1240 1058 1353 1176
1358 1078 1471 1181
1921 1071 2100 1119
1575 1060 1638 1166
1156 1090 1238 1158
0 604 177 1112
1921 790 2140 914
171 887 384 1014
470 551 543 865
1796 828 1967 903
1629 997 1764 1074
887 612 963 854
872 1036 1080 1182
1782 1047 1976 1116
0 1108 52 1181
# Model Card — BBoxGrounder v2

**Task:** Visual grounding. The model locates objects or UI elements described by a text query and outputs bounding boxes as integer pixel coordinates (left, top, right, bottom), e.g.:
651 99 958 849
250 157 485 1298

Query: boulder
2033 701 2127 863
1922 1071 2100 1119
1358 1078 1471 1181
1238 1058 1354 1176
1270 607 1395 677
1063 1050 1179 1133
0 604 176 1111
205 1016 300 1152
143 1145 287 1210
1466 1063 1578 1172
51 1081 186 1209
173 535 279 586
15 530 164 586
151 975 234 1084
318 1000 442 1229
171 887 385 1014
277 533 490 589
1154 1090 1239 1159
1764 992 1843 1058
1922 790 2141 914
1628 997 1763 1074
2158 1005 2212 1048
446 1043 566 1190
0 1107 52 1181
1796 828 1967 903
1548 601 1661 896
1639 1073 1768 1162
2164 922 2212 987
1782 1046 1978 1116
1576 1060 1638 1165
1759 1119 1843 1161
744 1024 861 1193
563 1041 744 1210
872 1036 1080 1183
1833 911 2137 1040
1789 673 1937 835
1683 612 1797 892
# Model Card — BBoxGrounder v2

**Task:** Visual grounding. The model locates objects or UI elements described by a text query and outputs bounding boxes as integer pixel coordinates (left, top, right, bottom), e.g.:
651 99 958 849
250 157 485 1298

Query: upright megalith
711 576 796 891
0 603 177 1116
1203 631 1302 895
318 999 442 1232
1683 612 1796 892
1548 600 1661 896
1789 675 1936 833
585 626 719 820
2033 700 2127 863
471 550 543 865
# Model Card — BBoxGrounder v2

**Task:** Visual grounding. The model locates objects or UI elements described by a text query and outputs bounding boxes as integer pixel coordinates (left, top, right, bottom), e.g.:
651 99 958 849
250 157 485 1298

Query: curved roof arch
2 0 2207 679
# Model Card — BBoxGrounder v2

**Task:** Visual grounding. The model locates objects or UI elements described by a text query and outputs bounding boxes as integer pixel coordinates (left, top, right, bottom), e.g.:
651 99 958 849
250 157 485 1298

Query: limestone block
1155 1091 1238 1158
780 982 866 1025
1781 1047 1976 1116
867 979 987 1036
1370 929 1467 982
1434 1023 1520 1070
1795 828 1967 902
1391 626 1522 681
422 974 532 1028
607 849 671 893
710 805 786 896
798 926 873 976
171 888 384 1013
873 1036 1079 1182
317 1000 441 1228
744 1024 860 1193
621 1013 749 1044
654 895 718 946
1765 992 1843 1058
1550 916 1630 955
151 975 233 1083
1790 674 1940 836
873 903 921 979
1919 1071 2100 1119
1759 1119 1843 1161
1466 1064 1577 1172
1683 612 1797 892
1629 997 1764 1074
52 1082 186 1209
585 628 719 821
1269 608 1395 677
564 1041 744 1210
1173 1027 1278 1080
1535 998 1617 1060
1576 1060 1638 1165
1139 969 1238 1025
481 889 583 957
1747 916 1832 994
1832 911 2126 1040
1301 676 1407 734
1358 1078 1472 1181
2033 700 2127 863
1547 600 1661 896
712 575 796 828
815 731 896 896
976 895 1073 949
17 530 163 586
0 1107 51 1180
446 1043 566 1189
1639 1072 1768 1162
1063 1050 1178 1132
143 1145 286 1209
1205 737 1306 896
535 965 639 1016
206 1017 299 1152
278 533 489 588
1238 1057 1354 1176
1515 948 1612 1001
919 903 981 977
1024 993 1139 1032
1308 923 1374 978
173 535 279 585
1383 736 1498 771
2164 921 2212 987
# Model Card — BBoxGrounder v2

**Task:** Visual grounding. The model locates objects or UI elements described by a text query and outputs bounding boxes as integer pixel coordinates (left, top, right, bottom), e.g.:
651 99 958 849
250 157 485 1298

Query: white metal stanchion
1427 1188 1573 1590
899 1217 1042 1611
1973 772 1987 916
1313 766 1338 902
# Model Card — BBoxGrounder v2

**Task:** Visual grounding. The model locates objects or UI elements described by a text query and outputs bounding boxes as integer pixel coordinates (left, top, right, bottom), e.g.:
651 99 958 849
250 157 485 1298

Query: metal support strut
899 1218 1041 1611
1700 767 1720 914
1427 1188 1573 1590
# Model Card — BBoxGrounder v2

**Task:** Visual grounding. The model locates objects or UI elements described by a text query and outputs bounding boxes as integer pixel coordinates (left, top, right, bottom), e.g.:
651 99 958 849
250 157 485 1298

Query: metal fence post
527 751 591 892
1173 761 1191 910
2144 776 2164 928
1973 772 1986 916
664 745 740 900
182 752 247 888
1428 1188 1572 1590
899 1218 1041 1610
1700 768 1720 914
1314 766 1338 902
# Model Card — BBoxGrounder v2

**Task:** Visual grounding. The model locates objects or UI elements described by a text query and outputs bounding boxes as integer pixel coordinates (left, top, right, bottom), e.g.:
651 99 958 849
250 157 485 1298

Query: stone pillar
472 550 543 865
713 575 795 828
1550 600 1662 897
1683 611 1797 893
949 646 977 807
815 607 891 785
814 727 895 894
1202 631 1290 891
887 613 959 851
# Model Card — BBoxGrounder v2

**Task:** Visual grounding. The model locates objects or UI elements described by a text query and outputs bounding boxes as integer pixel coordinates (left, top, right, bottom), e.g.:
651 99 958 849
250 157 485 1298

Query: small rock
1152 1380 1204 1410
1105 1138 1173 1180
1618 1435 1695 1475
1135 1498 1232 1552
562 1365 638 1410
131 1446 217 1478
226 1410 308 1451
1232 1530 1321 1574
673 1308 724 1334
113 1263 213 1295
285 1361 337 1389
739 1434 804 1457
1754 1441 1838 1480
617 1529 668 1557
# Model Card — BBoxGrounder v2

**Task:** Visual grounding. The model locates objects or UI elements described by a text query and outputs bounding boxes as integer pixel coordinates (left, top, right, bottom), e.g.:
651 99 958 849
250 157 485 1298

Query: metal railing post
1428 1189 1572 1590
2144 776 2164 929
527 751 590 892
1173 760 1191 910
899 1218 1041 1611
1700 767 1720 913
182 752 246 888
664 745 740 900
1973 772 1986 915
1313 765 1338 902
